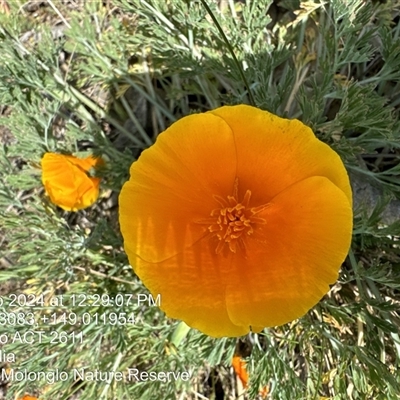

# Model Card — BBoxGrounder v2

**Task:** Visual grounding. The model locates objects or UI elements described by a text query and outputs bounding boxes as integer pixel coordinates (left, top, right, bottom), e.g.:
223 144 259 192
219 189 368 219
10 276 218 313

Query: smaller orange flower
232 355 269 398
41 152 103 211
232 355 250 387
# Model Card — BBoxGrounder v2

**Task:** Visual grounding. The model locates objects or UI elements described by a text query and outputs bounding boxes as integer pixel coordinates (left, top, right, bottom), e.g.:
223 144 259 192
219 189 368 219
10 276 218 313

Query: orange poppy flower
119 105 353 337
232 354 250 387
41 152 103 211
232 355 269 397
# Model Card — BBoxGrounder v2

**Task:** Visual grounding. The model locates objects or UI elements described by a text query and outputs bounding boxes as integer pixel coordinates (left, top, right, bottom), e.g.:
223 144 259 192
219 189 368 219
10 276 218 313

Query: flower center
196 179 268 254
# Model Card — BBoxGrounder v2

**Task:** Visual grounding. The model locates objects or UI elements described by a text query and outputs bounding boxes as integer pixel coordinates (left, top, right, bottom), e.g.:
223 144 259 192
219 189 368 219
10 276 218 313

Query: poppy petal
225 175 352 329
209 105 352 206
232 355 249 387
130 237 248 337
119 113 238 264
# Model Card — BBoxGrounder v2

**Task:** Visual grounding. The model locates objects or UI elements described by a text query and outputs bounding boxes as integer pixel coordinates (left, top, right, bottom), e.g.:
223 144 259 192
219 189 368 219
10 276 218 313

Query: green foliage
0 0 400 399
